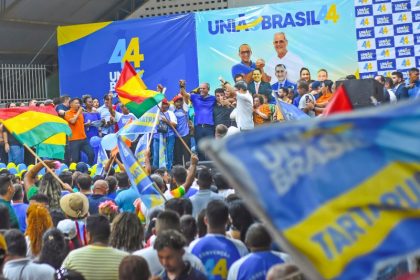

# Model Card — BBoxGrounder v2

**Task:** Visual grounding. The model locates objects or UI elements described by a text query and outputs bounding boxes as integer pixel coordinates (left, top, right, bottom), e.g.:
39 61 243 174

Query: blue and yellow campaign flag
277 100 311 121
201 99 420 280
158 133 167 168
117 106 159 142
135 133 150 166
117 136 165 209
96 145 108 176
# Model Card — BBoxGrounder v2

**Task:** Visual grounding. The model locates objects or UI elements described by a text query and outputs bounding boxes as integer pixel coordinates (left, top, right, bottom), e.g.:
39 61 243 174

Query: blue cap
311 81 322 89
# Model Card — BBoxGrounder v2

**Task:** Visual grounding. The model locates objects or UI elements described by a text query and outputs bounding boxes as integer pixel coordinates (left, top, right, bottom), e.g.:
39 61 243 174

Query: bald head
273 32 288 58
93 180 109 195
266 264 304 280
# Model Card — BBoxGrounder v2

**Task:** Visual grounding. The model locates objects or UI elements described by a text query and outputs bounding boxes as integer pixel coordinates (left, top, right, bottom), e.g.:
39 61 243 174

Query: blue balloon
8 168 17 175
90 136 101 148
0 163 6 169
17 163 27 172
101 133 118 150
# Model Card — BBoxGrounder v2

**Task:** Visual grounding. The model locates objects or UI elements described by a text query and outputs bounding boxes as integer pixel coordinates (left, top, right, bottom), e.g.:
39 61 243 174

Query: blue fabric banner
58 14 198 101
201 100 420 280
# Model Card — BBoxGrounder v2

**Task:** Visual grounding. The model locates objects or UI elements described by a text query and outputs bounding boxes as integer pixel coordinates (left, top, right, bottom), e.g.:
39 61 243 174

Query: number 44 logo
109 37 144 68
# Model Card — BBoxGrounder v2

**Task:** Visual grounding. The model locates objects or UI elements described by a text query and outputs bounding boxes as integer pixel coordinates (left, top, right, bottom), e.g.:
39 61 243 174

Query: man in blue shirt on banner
231 44 256 81
189 200 248 280
228 223 288 280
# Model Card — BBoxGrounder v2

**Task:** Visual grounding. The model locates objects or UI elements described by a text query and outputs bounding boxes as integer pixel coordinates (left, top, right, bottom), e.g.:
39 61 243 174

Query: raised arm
179 80 191 103
183 154 198 192
24 160 54 193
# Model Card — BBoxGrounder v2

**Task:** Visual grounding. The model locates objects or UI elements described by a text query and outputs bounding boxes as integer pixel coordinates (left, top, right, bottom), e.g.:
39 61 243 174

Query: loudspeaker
342 79 384 109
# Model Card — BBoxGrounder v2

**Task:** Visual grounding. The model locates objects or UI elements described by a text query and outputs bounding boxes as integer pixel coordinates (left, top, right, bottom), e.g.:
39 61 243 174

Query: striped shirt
62 245 128 280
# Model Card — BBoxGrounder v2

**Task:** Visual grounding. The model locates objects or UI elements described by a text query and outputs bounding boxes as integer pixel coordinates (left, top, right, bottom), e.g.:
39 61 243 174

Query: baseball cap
57 219 77 240
311 81 322 89
172 95 183 103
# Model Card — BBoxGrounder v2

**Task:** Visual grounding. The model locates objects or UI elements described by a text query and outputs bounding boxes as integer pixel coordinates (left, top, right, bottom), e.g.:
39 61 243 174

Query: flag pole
105 156 116 177
23 144 67 188
146 88 166 149
157 104 193 156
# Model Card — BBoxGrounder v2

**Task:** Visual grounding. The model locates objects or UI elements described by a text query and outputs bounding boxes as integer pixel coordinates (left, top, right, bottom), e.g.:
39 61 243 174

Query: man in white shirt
267 32 304 83
133 210 205 276
222 80 254 131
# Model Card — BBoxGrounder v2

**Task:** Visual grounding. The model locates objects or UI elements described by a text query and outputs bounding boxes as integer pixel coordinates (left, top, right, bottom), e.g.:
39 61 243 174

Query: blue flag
117 106 159 142
135 133 150 166
158 133 167 168
95 145 108 176
201 100 420 280
117 136 165 209
277 100 310 121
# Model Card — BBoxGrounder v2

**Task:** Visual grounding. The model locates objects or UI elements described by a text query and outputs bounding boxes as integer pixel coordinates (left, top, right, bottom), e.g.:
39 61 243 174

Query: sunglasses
240 50 251 54
274 40 286 44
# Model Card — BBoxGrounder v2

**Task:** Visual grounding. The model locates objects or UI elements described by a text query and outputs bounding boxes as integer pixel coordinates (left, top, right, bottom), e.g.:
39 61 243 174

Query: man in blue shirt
172 94 190 166
231 44 257 81
189 200 248 280
391 71 409 100
115 172 138 212
11 184 28 232
407 67 420 98
56 95 70 118
180 81 216 160
227 223 288 280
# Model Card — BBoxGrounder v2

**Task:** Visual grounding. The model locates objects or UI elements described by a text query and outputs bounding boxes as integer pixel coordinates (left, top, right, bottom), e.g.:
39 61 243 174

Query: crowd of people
0 31 419 279
0 149 305 280
1 63 419 168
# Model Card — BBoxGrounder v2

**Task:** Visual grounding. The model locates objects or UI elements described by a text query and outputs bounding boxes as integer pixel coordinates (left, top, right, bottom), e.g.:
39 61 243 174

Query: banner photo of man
195 0 359 90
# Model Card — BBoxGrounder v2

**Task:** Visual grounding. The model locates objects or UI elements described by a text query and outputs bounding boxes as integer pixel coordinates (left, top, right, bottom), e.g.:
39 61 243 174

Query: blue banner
195 0 359 90
355 0 420 79
58 14 198 100
202 100 420 280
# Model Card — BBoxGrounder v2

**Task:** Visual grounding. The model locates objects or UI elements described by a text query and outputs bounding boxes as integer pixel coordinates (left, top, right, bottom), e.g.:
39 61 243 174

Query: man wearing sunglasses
0 173 19 229
231 44 256 81
267 32 304 84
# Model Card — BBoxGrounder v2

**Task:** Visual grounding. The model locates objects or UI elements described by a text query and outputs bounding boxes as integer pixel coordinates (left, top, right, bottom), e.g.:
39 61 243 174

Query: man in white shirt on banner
267 32 304 84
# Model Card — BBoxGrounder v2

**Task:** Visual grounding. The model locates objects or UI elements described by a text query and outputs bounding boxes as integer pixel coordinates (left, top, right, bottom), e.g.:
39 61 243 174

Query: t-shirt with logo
189 233 248 280
227 251 289 280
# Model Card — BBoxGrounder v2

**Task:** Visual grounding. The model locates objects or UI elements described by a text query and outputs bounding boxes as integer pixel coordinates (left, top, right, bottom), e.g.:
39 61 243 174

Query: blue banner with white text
202 99 420 280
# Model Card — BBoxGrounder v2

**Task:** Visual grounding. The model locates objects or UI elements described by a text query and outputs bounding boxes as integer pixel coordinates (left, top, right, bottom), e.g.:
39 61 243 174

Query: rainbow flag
0 107 71 159
116 61 165 118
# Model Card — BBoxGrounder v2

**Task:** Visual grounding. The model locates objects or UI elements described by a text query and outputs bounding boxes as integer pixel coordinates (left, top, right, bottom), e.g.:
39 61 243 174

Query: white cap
57 219 77 240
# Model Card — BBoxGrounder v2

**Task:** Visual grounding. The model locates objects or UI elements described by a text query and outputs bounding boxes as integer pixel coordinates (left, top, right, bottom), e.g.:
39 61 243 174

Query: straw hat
60 193 89 219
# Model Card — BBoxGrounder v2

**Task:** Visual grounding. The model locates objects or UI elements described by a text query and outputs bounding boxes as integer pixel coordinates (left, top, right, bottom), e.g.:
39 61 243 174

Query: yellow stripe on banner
236 16 263 31
4 111 69 135
42 133 67 145
283 162 420 279
57 21 112 46
119 75 160 98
